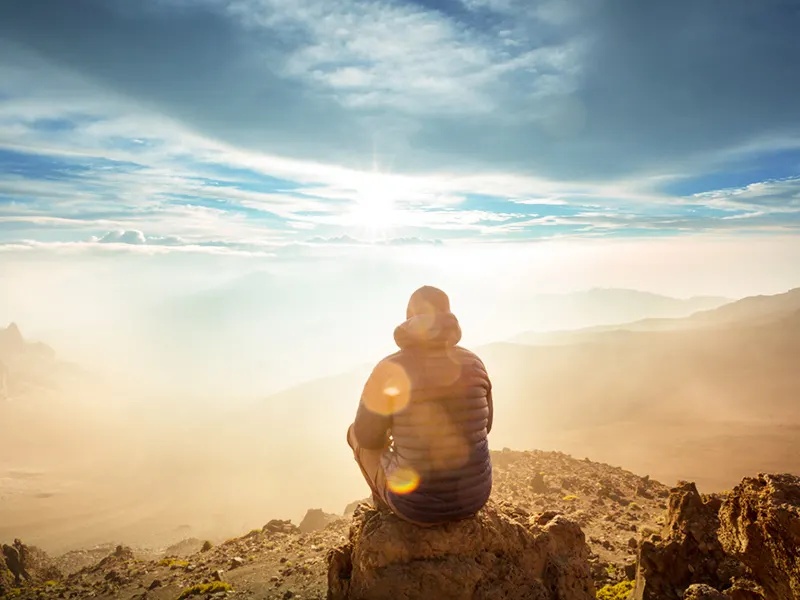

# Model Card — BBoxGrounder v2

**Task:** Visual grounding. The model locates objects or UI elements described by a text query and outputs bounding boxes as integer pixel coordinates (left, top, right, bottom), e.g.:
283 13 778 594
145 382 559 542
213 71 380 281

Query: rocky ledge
327 500 595 600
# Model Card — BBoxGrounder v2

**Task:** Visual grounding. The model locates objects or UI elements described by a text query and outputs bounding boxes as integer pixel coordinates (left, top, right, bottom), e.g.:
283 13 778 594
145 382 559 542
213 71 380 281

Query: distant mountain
0 322 74 399
512 286 800 346
213 286 800 509
689 286 800 326
0 322 56 361
134 284 731 396
510 289 729 344
0 322 25 358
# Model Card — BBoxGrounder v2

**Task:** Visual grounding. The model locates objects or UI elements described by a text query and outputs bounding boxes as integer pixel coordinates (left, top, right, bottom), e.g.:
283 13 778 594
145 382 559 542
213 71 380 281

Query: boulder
631 482 745 600
723 580 766 600
327 500 595 600
299 509 343 534
263 519 300 535
683 584 726 600
718 473 800 600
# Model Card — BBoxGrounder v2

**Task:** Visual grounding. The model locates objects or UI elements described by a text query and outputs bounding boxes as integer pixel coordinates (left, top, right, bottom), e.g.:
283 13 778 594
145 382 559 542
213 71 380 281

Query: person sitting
347 285 493 525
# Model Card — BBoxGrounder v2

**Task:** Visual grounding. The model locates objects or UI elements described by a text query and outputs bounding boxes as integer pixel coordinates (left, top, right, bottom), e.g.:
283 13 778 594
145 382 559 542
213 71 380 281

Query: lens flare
363 361 411 416
387 467 421 495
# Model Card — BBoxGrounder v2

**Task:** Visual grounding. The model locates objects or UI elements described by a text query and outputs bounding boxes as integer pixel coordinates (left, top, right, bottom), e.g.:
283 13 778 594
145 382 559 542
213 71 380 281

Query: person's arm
351 362 393 450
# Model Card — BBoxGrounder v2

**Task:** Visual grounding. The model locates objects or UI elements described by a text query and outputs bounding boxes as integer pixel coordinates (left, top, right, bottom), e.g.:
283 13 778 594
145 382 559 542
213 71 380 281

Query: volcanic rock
299 509 343 534
718 473 800 600
631 482 744 600
327 501 595 600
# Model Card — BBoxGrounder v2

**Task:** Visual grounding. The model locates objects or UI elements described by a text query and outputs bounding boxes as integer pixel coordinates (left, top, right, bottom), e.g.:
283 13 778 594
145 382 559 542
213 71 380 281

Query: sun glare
348 173 400 237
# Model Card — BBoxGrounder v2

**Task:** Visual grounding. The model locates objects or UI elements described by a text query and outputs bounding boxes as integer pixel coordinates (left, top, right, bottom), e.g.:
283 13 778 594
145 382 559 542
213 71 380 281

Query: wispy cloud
1 0 800 256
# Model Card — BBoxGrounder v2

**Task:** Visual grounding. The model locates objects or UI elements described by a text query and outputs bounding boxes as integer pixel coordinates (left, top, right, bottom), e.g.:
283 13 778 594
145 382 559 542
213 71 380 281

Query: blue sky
1 0 800 256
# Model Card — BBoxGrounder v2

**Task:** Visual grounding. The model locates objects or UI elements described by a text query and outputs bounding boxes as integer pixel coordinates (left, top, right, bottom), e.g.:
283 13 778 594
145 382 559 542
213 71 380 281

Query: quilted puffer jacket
352 311 493 524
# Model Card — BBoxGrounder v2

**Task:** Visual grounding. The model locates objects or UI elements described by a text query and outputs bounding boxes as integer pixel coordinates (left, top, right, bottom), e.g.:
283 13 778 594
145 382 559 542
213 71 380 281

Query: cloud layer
1 0 800 253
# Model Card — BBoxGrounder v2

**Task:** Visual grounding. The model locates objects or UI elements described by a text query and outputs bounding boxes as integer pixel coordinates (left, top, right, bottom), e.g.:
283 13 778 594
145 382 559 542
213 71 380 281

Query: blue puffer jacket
352 312 493 524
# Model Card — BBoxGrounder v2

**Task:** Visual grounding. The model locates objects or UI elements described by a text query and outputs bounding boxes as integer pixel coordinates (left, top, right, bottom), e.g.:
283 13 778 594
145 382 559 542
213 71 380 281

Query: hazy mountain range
131 284 732 397
1 286 798 553
228 285 800 516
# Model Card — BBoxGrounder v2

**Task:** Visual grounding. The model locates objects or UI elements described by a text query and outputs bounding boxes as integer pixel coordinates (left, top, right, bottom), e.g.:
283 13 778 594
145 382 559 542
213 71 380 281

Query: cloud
307 235 443 246
691 177 800 211
3 0 799 183
97 230 147 244
1 0 800 253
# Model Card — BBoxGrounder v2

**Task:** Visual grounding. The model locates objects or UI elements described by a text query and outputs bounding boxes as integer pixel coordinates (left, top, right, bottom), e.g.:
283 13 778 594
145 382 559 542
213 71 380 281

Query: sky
1 0 800 394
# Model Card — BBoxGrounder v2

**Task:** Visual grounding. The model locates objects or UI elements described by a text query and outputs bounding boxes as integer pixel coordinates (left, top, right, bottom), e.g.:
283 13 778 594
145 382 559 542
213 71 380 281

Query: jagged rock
299 509 342 534
327 501 595 600
263 519 300 535
718 473 800 600
632 482 745 600
683 584 726 600
343 498 372 517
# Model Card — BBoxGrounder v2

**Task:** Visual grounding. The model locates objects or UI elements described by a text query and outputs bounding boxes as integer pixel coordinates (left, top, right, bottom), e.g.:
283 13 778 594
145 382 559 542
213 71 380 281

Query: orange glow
362 360 411 416
387 467 420 495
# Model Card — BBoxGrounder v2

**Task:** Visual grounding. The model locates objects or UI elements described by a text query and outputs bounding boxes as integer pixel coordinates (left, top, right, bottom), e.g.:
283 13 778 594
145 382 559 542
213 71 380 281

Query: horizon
3 1 800 396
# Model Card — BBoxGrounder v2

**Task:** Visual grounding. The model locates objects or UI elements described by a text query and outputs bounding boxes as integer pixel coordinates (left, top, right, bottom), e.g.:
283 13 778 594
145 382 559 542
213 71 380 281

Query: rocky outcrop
344 498 372 517
0 541 62 593
262 519 300 535
719 473 800 600
327 501 595 600
683 584 727 600
632 473 800 600
631 482 745 600
300 509 343 534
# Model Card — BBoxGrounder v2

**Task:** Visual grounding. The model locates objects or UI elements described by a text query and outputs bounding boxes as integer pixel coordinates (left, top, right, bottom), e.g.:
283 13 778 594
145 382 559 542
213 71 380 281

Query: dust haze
2 236 800 554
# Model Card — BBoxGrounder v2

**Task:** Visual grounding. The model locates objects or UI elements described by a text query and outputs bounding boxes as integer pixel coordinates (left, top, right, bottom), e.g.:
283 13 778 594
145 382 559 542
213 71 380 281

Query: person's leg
347 425 389 509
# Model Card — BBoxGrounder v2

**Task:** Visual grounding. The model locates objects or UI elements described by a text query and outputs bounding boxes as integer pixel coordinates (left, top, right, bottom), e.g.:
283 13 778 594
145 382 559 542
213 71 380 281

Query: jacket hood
393 312 462 349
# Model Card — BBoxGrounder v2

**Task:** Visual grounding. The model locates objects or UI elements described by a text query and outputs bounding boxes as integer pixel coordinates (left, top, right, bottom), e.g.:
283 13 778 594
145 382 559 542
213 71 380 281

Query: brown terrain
0 449 671 599
1 287 799 598
2 451 798 599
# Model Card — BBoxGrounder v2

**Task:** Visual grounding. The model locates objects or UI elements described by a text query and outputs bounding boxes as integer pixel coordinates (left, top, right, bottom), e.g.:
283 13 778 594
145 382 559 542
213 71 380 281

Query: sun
347 172 400 239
